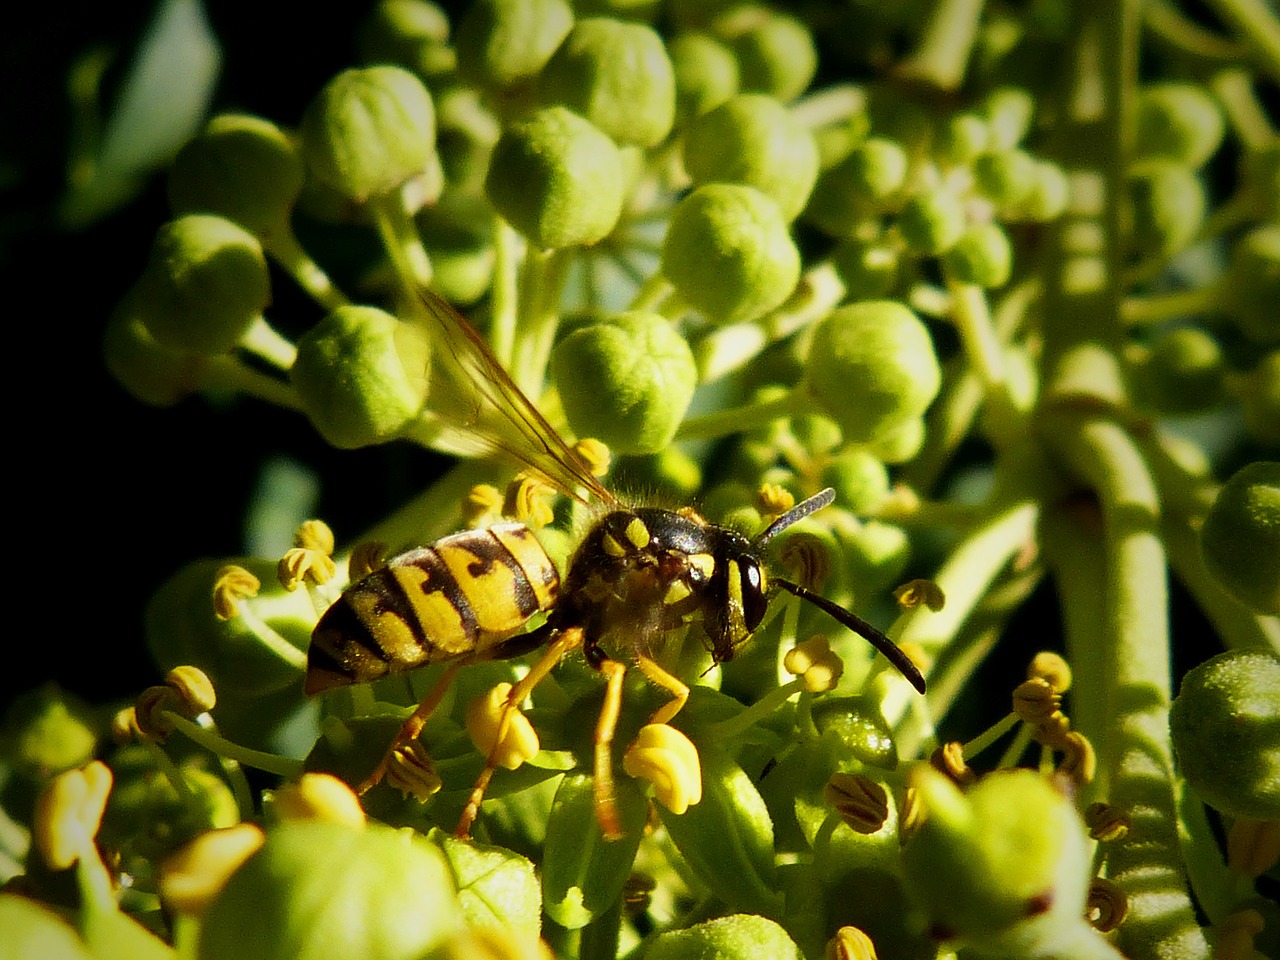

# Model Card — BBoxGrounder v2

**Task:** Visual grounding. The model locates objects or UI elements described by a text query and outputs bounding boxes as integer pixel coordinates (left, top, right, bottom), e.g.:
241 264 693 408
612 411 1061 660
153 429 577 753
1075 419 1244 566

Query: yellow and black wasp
304 287 926 839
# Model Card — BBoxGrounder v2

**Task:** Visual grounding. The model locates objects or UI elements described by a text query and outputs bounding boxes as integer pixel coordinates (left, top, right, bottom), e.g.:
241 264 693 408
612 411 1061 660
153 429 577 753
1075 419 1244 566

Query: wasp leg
455 626 583 839
592 657 628 841
635 655 689 726
356 661 466 795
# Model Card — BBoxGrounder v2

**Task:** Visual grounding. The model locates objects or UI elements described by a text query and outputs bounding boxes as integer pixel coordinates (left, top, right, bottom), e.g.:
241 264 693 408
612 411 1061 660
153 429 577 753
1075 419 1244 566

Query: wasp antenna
754 488 837 547
773 577 927 694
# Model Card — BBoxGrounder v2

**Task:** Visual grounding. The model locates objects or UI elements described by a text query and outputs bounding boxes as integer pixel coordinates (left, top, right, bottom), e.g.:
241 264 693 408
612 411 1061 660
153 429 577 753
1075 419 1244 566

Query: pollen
623 723 702 815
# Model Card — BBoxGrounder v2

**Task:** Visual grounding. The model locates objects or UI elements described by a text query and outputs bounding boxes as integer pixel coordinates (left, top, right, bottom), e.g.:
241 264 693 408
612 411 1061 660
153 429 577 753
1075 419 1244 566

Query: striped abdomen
305 522 560 695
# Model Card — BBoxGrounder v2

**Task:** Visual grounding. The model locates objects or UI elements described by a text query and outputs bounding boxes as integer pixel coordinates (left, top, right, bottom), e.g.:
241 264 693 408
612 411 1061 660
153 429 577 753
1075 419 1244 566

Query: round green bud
454 0 572 90
538 17 675 149
432 86 501 191
821 449 890 514
980 86 1036 149
1199 461 1280 615
1225 223 1280 344
831 137 909 209
935 112 989 167
138 214 270 355
551 311 696 454
973 148 1038 210
1138 327 1224 414
805 301 941 443
200 821 463 960
1020 160 1070 221
167 114 305 240
356 0 455 82
104 283 208 406
682 94 819 221
2 685 98 781
897 187 966 255
837 517 910 596
728 11 816 102
1169 650 1280 819
830 236 900 299
1134 83 1224 169
668 30 739 121
943 221 1013 288
661 183 800 324
1235 352 1280 446
901 768 1091 942
646 914 801 960
1126 160 1206 259
484 106 625 249
865 415 925 464
291 305 432 449
300 65 436 201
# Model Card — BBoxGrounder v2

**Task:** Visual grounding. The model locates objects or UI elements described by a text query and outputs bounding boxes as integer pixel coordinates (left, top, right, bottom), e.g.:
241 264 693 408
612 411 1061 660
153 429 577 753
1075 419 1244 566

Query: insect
304 287 926 840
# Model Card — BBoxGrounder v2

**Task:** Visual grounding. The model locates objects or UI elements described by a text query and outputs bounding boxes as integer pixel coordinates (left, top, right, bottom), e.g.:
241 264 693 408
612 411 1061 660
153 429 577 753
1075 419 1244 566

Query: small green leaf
431 832 541 939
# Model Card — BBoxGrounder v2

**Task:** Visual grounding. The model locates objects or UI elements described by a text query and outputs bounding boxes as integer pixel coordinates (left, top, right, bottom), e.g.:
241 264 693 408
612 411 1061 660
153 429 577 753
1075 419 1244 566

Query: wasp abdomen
305 523 559 695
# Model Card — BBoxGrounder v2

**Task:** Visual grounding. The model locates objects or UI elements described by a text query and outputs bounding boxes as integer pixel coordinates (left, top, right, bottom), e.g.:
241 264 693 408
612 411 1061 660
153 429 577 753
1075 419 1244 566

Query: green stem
892 0 986 91
1144 1 1251 62
163 711 304 778
1120 283 1220 326
1211 67 1278 149
961 712 1019 758
489 218 523 369
512 246 572 400
369 191 433 295
202 356 304 410
788 84 867 129
240 315 297 370
704 679 805 740
1204 0 1280 82
945 277 1023 447
675 387 806 441
264 227 350 311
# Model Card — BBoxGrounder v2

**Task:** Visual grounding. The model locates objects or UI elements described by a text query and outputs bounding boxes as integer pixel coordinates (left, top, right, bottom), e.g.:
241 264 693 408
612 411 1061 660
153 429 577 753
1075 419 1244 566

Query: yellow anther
293 519 335 555
1214 909 1265 960
623 723 703 815
385 739 443 802
898 784 923 840
1086 877 1129 932
779 532 831 591
504 473 556 528
165 665 217 715
1012 677 1061 723
466 683 540 771
464 483 504 527
135 684 181 739
158 823 265 915
110 705 143 744
1227 818 1280 878
893 578 946 612
930 741 976 786
1057 731 1096 786
34 761 113 870
1027 651 1072 693
823 773 889 835
273 772 366 828
826 924 879 960
783 635 846 693
757 483 795 518
1032 711 1072 749
348 540 387 580
575 437 611 478
1084 802 1131 842
212 564 260 620
278 546 338 591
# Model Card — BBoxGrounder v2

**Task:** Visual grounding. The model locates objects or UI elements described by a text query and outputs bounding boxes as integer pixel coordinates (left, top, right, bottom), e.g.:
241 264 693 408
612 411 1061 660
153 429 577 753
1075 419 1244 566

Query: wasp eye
739 558 769 631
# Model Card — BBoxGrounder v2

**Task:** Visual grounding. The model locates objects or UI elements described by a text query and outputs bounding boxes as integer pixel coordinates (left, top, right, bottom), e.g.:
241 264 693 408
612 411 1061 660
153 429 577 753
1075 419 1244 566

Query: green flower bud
661 183 800 324
830 237 900 299
484 106 624 249
1020 160 1070 221
199 821 463 960
551 311 696 454
897 187 966 255
1234 351 1280 446
1134 83 1224 168
669 30 740 121
1199 461 1280 615
943 222 1013 288
973 148 1038 210
808 138 910 232
805 301 941 442
1136 327 1224 414
145 558 314 699
1169 650 1280 819
821 450 891 514
935 112 989 167
292 305 431 449
167 114 305 239
646 914 801 960
1125 160 1205 259
2 685 98 781
683 94 819 222
901 768 1092 944
614 446 703 500
418 194 497 304
864 416 925 464
980 86 1036 149
538 17 675 149
104 283 209 406
356 1 455 82
836 517 910 597
433 87 501 191
728 11 816 102
0 895 93 960
1225 223 1280 344
137 214 270 355
300 65 436 201
454 0 572 89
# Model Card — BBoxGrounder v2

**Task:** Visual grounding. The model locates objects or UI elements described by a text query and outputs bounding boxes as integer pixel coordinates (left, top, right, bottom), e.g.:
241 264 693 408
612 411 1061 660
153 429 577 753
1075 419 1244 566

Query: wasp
305 287 926 839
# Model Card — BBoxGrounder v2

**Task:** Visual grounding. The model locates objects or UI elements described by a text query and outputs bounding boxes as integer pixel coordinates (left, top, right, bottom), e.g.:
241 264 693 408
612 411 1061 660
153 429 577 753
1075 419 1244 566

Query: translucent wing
408 286 618 508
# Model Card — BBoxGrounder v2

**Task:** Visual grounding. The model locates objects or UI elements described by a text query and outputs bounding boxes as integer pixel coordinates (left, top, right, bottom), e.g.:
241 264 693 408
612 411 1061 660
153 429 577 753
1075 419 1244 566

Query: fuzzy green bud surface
538 17 675 149
646 914 801 960
669 30 739 121
292 305 432 449
821 450 891 514
683 94 819 222
1134 83 1225 168
167 114 305 239
661 183 800 324
104 284 209 406
454 0 572 89
805 301 941 442
300 65 436 201
356 0 455 82
828 137 909 210
484 106 624 249
1198 461 1280 615
728 11 816 102
551 311 696 454
138 214 270 355
1138 327 1223 414
1169 650 1280 819
1126 160 1205 259
973 149 1038 210
943 222 1013 288
897 187 966 255
1225 223 1280 343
